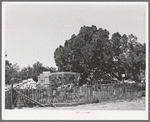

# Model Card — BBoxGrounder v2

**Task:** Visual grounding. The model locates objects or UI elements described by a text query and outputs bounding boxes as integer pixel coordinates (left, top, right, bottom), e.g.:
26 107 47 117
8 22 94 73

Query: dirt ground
15 97 145 110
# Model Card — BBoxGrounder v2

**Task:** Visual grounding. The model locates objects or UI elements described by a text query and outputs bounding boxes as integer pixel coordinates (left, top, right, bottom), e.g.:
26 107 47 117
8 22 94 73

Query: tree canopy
5 55 57 84
54 25 146 85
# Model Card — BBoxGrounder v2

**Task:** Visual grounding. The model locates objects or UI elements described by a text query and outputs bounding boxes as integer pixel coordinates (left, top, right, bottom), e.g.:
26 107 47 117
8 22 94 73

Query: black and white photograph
2 2 148 120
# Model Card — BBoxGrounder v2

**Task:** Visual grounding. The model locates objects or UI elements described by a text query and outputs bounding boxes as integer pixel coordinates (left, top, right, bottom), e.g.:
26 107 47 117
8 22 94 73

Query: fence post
10 78 14 109
122 74 125 98
17 89 21 109
136 83 139 97
49 76 54 104
107 84 109 99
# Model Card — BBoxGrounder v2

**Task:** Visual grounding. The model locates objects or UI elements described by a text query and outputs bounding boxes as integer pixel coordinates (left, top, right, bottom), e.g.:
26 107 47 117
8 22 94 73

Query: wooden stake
10 78 14 109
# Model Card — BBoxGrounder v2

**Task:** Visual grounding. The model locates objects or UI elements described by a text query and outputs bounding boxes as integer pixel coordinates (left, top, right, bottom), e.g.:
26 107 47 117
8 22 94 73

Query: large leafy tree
54 25 146 85
54 25 112 84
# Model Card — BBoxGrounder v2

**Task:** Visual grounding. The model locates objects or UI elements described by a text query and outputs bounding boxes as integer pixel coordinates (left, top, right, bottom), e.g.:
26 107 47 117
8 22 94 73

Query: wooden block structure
37 71 51 86
50 72 80 87
38 71 80 87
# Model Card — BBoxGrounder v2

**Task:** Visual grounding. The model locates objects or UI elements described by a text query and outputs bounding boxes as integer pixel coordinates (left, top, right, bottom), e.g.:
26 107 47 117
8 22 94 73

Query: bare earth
15 97 145 110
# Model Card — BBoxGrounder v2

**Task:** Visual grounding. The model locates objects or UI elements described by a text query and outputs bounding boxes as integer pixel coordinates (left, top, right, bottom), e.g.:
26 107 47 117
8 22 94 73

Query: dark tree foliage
5 54 20 84
54 25 146 85
5 58 58 84
19 61 57 82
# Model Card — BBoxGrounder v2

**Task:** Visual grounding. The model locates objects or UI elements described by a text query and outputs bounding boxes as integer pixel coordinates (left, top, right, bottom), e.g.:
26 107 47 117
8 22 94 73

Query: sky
3 2 147 70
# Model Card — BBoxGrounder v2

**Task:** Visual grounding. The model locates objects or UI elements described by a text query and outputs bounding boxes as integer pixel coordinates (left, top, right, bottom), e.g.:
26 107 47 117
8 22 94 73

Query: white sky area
4 2 147 70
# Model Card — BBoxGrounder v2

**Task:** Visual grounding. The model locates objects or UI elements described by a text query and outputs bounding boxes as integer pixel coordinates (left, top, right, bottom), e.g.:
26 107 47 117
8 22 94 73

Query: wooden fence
5 82 144 109
5 90 11 109
5 82 16 109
